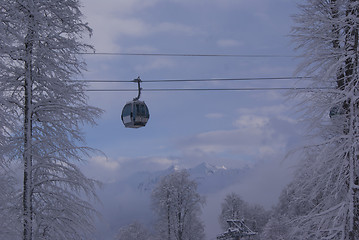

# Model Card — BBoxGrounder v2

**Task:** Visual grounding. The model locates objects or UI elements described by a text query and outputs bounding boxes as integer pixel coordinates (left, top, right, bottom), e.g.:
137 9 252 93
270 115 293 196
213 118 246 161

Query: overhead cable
86 87 332 92
80 52 298 58
77 76 312 83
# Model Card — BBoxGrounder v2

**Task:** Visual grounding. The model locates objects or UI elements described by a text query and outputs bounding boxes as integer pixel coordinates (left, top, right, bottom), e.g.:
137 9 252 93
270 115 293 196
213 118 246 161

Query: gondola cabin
121 100 150 128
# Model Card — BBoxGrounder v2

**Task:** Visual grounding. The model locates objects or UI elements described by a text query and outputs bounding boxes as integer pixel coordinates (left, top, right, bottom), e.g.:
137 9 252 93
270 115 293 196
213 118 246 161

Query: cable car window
144 104 149 115
140 104 145 115
123 104 132 116
136 104 140 115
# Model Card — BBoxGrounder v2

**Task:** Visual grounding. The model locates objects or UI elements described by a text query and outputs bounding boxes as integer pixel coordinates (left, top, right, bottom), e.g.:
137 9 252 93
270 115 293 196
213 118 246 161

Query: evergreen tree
0 1 102 239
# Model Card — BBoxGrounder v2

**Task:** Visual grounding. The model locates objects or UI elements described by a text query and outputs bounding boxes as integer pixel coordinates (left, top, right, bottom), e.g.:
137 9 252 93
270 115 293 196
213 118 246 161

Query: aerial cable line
76 76 313 83
79 52 298 58
86 87 332 92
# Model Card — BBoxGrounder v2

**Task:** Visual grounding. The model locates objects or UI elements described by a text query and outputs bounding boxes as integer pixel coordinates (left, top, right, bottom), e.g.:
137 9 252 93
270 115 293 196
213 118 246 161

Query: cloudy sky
79 0 305 237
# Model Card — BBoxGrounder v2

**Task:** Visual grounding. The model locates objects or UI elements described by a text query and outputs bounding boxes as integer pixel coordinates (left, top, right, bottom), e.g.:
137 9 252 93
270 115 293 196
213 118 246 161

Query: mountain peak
167 165 181 172
190 162 226 176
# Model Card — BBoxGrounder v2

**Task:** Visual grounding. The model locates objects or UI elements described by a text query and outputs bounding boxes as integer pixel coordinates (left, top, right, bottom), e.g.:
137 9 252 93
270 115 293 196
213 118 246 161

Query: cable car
121 77 150 128
121 100 150 128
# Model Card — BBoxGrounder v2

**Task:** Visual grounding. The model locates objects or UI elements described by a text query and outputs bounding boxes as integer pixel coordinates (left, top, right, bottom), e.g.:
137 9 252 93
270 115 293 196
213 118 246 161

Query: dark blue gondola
121 77 150 128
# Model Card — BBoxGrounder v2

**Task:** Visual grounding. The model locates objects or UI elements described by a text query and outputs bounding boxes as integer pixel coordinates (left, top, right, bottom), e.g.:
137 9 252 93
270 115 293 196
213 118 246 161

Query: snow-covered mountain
189 162 247 194
94 162 248 240
134 162 247 194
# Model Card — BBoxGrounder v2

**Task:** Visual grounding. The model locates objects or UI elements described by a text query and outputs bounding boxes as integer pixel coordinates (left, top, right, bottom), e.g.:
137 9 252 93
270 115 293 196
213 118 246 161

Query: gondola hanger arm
133 76 142 101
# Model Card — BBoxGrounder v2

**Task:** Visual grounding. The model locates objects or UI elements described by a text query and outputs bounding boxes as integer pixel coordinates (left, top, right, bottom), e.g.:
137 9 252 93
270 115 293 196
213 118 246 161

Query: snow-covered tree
260 215 290 240
0 169 20 239
260 181 309 240
151 169 205 240
247 204 271 235
218 193 248 230
0 1 102 240
286 0 359 239
115 221 152 240
218 192 270 237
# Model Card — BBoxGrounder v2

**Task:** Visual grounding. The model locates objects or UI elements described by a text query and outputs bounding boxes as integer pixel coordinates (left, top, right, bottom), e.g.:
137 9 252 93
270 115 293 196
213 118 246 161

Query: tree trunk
167 191 171 240
23 8 35 240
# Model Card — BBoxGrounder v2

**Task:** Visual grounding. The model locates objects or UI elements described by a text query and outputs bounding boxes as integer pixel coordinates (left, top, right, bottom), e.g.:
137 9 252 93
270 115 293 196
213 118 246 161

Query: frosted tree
247 204 271 235
151 169 205 240
286 0 359 239
218 193 270 236
218 193 248 230
0 1 102 240
260 215 290 240
115 221 152 240
260 181 310 240
0 169 20 239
